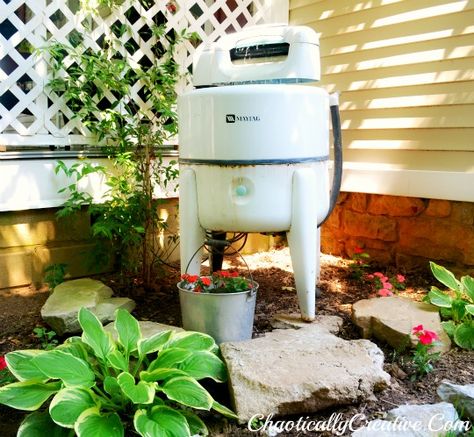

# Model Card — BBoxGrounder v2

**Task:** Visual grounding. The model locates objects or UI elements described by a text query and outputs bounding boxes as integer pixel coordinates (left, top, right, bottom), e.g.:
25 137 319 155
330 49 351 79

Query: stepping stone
41 278 135 335
352 402 463 437
438 380 474 421
220 317 390 422
352 296 451 353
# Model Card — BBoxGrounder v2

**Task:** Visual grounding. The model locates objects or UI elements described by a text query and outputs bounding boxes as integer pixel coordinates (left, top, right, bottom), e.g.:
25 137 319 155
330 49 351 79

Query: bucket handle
184 241 256 296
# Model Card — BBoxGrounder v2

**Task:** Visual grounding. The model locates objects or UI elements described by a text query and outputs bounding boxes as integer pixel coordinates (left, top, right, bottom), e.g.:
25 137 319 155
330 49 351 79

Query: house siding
290 0 474 202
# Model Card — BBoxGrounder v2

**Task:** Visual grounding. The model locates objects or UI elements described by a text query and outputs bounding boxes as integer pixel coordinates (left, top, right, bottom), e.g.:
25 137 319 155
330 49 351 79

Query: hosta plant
426 262 474 349
0 308 236 436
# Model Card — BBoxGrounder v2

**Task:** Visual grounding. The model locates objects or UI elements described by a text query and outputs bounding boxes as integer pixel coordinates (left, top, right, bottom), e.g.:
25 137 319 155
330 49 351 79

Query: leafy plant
366 271 406 297
47 4 196 286
349 246 370 280
44 263 68 291
426 262 474 349
33 327 59 350
410 324 441 379
0 308 236 436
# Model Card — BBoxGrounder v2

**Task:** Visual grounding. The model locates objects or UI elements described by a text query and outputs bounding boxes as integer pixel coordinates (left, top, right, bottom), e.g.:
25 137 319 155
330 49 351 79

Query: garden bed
1 248 473 436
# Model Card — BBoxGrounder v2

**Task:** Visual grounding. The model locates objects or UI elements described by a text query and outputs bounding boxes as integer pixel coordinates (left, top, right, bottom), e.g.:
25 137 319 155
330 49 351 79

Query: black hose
318 96 343 228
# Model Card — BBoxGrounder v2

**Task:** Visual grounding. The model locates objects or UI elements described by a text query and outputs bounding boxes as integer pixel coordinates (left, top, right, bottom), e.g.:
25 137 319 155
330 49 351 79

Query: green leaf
18 411 72 437
430 262 462 292
49 387 97 428
114 309 141 355
165 332 216 352
75 407 124 437
161 377 213 410
461 275 474 302
441 320 456 338
134 407 190 437
178 351 227 382
107 349 129 372
148 348 193 371
211 400 238 419
33 350 95 388
428 286 453 308
453 323 474 349
103 376 121 399
137 330 172 358
5 350 48 382
140 368 188 383
180 410 209 436
117 372 155 404
78 307 116 362
0 381 61 411
60 337 91 361
466 304 474 316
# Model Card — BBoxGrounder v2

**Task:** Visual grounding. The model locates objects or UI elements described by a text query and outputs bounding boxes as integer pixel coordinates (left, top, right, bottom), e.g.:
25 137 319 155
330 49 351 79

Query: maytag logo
226 114 260 123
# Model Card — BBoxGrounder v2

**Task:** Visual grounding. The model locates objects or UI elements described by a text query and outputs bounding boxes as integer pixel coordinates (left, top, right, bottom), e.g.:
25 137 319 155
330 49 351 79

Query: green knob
235 185 247 196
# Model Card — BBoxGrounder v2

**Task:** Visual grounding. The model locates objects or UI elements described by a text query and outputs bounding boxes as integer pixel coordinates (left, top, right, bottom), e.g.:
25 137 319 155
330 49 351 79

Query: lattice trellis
0 0 285 148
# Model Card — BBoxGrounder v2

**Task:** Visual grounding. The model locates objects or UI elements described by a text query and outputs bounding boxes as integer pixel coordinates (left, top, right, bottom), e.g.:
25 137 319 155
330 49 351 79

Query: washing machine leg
287 168 318 321
179 168 206 276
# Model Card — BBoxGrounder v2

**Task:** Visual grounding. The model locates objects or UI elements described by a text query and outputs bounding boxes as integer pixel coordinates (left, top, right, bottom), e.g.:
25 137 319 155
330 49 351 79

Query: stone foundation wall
0 198 180 290
321 193 474 271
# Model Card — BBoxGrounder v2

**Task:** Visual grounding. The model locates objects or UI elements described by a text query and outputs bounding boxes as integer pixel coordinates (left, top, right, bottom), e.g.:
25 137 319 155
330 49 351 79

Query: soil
1 247 473 436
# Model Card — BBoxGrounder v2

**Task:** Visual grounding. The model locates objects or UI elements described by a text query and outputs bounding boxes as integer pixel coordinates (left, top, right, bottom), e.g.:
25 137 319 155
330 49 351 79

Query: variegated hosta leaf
114 309 141 355
32 350 95 388
5 350 48 382
78 308 116 362
134 407 190 437
161 377 213 410
0 381 61 411
75 407 124 437
49 387 98 428
117 372 155 404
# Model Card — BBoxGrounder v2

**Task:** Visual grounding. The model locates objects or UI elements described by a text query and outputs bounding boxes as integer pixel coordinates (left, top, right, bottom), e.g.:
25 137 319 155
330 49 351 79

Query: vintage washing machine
178 24 342 321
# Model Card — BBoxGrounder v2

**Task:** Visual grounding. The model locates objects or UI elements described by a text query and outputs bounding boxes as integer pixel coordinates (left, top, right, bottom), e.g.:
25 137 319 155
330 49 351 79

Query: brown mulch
0 248 473 436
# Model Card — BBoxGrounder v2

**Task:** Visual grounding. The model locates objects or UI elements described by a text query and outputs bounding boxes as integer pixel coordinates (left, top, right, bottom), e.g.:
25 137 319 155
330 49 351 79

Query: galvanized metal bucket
178 280 258 344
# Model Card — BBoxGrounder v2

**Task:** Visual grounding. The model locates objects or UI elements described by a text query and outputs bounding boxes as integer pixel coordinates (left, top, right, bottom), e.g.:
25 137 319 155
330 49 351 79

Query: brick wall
321 193 474 271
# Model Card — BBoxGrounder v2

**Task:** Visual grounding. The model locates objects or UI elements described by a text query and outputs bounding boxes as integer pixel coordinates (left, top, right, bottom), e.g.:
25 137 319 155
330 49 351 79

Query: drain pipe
318 92 343 228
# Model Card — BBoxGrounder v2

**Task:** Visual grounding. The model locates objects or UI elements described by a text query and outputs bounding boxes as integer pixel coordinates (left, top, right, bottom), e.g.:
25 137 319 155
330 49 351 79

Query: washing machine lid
192 24 320 87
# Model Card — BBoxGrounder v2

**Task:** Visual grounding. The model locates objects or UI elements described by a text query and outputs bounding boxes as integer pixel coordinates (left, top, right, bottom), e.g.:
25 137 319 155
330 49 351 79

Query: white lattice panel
0 0 287 148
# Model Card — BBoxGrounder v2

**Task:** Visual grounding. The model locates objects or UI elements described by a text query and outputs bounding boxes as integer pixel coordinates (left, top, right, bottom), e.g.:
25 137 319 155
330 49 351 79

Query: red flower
0 356 7 371
230 271 239 277
354 246 364 254
195 285 202 293
412 324 424 333
419 330 438 345
201 277 211 286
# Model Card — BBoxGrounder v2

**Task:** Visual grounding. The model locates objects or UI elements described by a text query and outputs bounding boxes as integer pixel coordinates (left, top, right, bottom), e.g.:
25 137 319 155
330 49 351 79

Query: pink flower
419 330 438 345
373 272 384 278
366 274 374 280
0 356 6 371
378 289 393 297
382 281 393 290
354 246 364 254
396 274 406 283
412 324 424 333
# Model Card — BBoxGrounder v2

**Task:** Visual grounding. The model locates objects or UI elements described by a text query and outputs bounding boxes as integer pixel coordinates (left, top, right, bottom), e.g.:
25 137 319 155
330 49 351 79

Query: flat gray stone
220 320 390 422
353 402 463 437
352 297 451 353
41 278 135 335
104 320 183 340
437 380 474 421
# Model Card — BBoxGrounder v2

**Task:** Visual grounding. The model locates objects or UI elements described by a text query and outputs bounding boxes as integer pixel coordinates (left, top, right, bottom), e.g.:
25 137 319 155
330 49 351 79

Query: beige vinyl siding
290 0 474 201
